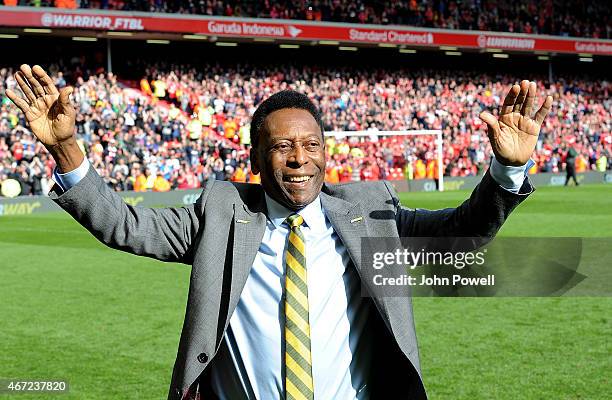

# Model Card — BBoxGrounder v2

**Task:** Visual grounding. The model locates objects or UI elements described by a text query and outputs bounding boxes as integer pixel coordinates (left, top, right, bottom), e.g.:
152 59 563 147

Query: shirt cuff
53 157 90 192
489 157 534 194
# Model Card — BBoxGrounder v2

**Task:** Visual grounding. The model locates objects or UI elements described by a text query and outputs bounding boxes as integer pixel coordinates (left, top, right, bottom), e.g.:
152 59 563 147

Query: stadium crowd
4 0 610 39
0 63 610 197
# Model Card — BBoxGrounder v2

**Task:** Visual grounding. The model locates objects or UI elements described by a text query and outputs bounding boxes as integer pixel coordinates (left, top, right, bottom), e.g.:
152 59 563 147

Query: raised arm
392 80 552 238
5 64 203 264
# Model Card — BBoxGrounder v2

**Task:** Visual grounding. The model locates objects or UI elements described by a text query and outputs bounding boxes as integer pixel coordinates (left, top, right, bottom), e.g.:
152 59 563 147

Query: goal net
323 130 444 191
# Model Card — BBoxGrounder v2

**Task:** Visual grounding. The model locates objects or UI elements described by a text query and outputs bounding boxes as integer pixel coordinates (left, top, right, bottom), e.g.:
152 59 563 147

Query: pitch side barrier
1 171 610 216
0 188 202 217
394 170 612 193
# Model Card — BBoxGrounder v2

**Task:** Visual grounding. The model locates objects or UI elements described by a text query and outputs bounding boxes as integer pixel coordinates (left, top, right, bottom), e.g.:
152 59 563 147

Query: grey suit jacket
49 165 533 399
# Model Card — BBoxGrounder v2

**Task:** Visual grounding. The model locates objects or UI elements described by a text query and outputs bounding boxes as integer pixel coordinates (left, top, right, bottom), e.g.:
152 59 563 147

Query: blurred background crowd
1 61 610 196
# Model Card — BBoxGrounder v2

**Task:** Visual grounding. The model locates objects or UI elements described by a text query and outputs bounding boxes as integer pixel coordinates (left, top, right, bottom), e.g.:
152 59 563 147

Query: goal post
323 130 444 191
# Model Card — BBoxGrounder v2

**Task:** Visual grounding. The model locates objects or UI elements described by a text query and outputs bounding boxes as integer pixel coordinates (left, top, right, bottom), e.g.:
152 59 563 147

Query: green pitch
1 184 610 399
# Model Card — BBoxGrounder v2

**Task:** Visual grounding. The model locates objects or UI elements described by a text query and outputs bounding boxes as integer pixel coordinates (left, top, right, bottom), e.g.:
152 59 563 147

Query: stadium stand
1 56 610 196
7 0 610 39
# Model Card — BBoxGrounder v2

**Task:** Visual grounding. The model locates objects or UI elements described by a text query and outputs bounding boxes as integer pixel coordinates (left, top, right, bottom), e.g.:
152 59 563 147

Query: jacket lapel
319 191 367 273
227 195 267 327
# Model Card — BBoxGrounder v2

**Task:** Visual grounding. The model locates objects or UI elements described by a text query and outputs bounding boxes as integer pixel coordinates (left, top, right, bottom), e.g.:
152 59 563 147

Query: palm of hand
492 112 540 166
25 94 74 146
480 80 553 167
5 65 76 149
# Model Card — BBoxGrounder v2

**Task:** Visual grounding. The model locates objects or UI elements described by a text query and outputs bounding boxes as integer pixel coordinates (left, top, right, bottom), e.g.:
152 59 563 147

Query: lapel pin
236 219 250 224
350 217 363 223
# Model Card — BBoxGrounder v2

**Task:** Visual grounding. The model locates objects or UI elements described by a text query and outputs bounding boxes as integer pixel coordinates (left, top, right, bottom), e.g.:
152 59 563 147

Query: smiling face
251 108 325 211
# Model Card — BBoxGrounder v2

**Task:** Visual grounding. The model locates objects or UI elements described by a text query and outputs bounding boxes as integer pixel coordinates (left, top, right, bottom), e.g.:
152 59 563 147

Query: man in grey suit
6 65 552 400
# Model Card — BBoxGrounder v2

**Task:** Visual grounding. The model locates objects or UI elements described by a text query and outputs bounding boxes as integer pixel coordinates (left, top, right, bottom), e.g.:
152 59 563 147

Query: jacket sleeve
387 169 534 238
49 164 209 264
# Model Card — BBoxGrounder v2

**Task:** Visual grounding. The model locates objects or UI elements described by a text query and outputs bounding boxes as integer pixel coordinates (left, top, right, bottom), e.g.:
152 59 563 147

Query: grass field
1 184 610 399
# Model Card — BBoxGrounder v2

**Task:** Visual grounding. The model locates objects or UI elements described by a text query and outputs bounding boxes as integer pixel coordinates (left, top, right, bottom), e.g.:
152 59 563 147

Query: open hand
480 80 553 166
5 64 76 148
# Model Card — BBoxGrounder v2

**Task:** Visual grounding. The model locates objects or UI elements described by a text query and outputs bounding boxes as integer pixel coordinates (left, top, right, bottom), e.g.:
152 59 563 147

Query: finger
58 86 73 107
520 81 536 117
534 96 553 125
20 64 46 98
32 64 59 96
14 71 37 103
500 84 520 115
5 88 31 112
479 111 500 131
512 80 530 113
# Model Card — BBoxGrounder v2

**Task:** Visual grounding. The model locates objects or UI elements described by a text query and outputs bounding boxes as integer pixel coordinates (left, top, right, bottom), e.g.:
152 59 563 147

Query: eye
304 141 321 151
273 143 291 152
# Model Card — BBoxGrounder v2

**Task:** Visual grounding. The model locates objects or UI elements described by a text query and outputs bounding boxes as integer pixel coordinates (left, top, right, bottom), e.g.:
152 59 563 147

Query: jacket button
174 387 182 398
197 352 209 363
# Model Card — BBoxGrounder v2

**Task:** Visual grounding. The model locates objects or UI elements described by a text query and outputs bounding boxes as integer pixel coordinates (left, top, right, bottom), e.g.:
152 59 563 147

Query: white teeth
287 176 311 182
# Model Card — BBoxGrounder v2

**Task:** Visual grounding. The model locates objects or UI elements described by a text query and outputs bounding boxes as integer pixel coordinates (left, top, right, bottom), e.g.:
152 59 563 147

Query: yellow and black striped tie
284 213 314 400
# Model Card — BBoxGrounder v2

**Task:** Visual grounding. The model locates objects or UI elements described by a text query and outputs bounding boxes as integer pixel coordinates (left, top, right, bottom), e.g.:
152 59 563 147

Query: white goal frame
324 130 444 191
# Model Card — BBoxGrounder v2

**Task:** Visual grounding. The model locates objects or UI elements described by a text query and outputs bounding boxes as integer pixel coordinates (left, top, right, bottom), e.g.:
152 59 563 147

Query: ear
250 146 260 174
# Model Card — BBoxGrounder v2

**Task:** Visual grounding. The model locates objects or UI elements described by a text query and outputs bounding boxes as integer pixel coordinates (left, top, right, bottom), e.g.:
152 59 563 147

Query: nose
287 144 308 167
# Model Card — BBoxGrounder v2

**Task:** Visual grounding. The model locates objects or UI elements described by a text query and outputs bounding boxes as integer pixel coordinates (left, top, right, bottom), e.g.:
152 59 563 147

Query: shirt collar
264 192 326 233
